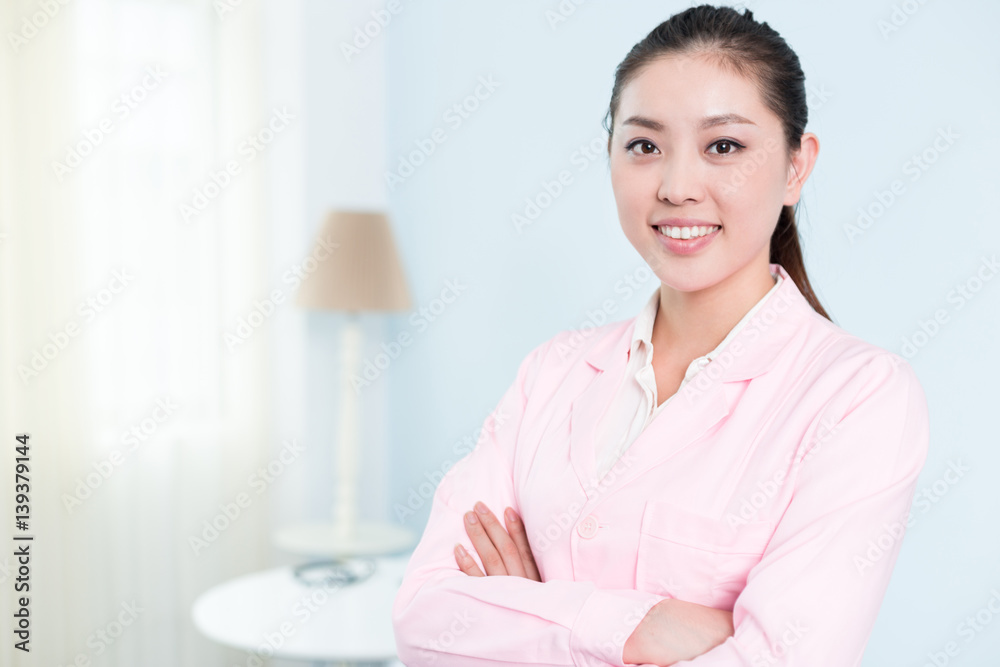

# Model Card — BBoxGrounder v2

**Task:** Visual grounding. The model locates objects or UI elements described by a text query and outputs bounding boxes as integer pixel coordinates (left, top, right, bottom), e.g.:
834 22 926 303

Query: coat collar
569 263 817 503
581 263 811 382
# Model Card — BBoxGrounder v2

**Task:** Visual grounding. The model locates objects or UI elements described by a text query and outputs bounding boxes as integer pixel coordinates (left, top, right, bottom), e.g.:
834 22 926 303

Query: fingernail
465 511 478 524
475 501 489 515
454 543 466 558
505 508 517 522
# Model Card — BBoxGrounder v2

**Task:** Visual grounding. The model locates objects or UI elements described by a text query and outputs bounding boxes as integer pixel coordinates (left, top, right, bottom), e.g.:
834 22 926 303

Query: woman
392 5 929 666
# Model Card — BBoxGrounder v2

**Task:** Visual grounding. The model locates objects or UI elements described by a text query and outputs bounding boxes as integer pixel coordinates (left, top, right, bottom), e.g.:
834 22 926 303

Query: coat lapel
568 329 631 500
567 263 812 503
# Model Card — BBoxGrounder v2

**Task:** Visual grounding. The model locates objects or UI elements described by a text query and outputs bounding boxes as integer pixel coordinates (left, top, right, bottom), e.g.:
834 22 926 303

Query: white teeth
656 225 720 239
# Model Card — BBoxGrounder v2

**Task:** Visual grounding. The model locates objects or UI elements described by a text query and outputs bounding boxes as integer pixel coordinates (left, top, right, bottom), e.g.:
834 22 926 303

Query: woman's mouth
652 224 721 255
654 224 721 239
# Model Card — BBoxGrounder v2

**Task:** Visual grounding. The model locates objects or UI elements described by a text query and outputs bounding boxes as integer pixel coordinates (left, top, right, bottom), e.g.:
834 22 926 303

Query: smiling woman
392 5 929 667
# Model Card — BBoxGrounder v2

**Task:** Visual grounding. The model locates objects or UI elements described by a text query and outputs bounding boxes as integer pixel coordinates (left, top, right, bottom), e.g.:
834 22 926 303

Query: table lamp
274 210 417 566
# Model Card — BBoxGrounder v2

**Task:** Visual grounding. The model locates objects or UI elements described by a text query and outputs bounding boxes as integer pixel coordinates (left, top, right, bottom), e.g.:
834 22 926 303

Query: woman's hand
453 500 541 581
623 598 734 665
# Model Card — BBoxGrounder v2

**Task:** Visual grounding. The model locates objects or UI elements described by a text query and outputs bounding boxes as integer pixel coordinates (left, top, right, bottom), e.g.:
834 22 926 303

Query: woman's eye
626 139 744 156
709 139 744 155
626 140 658 155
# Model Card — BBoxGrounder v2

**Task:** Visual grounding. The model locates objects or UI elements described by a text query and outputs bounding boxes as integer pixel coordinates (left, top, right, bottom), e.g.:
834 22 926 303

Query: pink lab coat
391 263 930 666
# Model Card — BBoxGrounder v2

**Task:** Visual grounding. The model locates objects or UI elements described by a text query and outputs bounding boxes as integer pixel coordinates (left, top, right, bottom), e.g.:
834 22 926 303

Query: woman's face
609 52 811 293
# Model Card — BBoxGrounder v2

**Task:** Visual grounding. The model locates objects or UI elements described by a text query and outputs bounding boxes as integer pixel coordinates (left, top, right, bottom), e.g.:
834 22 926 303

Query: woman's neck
651 259 777 361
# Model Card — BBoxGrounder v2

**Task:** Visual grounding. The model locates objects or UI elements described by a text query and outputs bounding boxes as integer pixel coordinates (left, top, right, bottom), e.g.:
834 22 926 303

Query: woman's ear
783 132 820 207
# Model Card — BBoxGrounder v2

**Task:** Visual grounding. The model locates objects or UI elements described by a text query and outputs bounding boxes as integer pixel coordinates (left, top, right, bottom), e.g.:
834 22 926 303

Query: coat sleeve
671 352 931 666
391 338 667 667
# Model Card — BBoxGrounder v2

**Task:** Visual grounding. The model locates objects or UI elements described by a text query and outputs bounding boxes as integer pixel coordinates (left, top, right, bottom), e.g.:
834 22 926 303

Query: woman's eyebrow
621 113 757 132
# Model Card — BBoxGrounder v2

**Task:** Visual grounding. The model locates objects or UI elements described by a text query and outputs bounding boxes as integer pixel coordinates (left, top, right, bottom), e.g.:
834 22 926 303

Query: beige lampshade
295 210 412 312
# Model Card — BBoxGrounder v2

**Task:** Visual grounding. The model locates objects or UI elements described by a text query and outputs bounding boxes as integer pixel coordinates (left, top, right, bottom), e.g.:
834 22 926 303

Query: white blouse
594 272 783 480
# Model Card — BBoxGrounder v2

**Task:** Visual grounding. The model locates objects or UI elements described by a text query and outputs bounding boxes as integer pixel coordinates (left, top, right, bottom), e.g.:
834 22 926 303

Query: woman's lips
652 224 721 255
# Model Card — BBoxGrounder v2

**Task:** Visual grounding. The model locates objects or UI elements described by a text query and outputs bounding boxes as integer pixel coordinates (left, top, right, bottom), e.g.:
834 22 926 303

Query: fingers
453 542 484 576
503 506 541 582
463 501 527 577
456 509 503 576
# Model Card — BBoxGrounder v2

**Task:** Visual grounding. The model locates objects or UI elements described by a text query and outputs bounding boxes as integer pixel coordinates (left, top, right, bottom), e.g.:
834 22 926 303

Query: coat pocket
634 500 773 610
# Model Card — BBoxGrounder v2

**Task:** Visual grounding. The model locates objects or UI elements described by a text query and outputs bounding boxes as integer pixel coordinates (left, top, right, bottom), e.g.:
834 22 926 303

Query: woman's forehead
618 57 772 131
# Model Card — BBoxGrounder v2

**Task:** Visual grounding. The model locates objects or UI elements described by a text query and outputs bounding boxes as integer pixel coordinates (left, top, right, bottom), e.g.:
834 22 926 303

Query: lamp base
292 556 378 588
274 519 416 558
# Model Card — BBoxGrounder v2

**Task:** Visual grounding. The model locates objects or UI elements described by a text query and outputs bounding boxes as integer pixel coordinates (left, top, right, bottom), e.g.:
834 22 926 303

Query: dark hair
602 4 831 321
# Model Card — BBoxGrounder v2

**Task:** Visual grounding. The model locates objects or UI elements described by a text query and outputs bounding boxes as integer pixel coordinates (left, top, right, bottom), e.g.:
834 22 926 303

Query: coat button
577 515 599 539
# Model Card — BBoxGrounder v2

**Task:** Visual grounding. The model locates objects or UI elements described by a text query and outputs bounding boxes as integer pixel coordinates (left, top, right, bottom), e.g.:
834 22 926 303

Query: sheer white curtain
0 0 275 664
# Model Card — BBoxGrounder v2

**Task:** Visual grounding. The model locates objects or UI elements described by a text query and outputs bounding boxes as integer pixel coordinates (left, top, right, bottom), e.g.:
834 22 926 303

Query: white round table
192 553 411 666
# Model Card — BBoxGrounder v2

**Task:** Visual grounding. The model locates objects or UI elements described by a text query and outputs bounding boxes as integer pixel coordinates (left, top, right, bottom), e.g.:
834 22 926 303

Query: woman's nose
657 151 704 205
